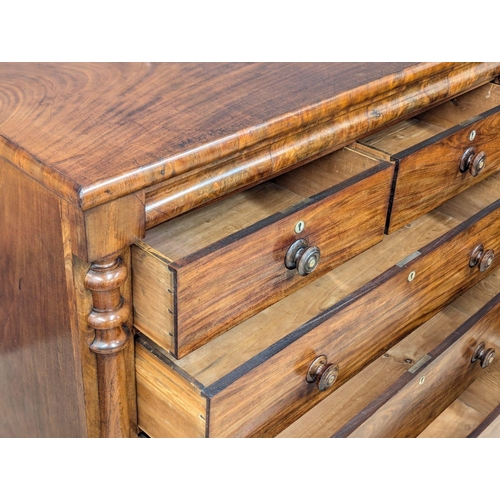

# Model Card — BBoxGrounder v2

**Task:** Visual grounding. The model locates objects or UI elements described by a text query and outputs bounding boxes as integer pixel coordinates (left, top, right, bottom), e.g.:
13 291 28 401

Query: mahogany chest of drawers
2 62 500 437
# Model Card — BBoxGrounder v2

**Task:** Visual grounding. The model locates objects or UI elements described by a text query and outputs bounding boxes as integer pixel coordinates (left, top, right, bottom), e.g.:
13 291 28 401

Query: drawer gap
277 270 500 438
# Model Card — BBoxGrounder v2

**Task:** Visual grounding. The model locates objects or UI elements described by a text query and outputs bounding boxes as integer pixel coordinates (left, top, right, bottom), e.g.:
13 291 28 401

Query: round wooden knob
479 249 494 272
470 151 486 177
306 355 339 391
285 239 321 276
471 342 495 369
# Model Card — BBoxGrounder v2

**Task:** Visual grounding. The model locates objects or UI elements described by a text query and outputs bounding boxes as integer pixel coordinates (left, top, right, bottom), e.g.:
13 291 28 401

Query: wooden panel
357 83 500 233
84 191 145 262
144 182 303 261
132 243 175 353
205 201 500 437
337 293 500 438
277 272 500 438
418 359 500 437
135 342 206 438
135 151 393 358
3 63 498 212
468 404 500 437
0 157 87 437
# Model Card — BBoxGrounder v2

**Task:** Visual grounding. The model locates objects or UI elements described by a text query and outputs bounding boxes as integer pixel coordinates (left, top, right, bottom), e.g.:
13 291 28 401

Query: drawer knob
459 147 486 176
306 355 339 391
285 238 321 276
470 151 486 177
471 342 495 369
479 249 495 272
469 244 494 271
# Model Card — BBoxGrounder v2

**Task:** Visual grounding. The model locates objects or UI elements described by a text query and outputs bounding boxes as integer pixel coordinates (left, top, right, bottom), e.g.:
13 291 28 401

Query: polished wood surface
337 292 500 438
3 63 500 438
144 65 500 226
1 63 499 214
358 83 500 233
135 176 500 437
277 272 500 437
134 149 393 357
418 356 500 437
0 157 87 437
84 256 135 437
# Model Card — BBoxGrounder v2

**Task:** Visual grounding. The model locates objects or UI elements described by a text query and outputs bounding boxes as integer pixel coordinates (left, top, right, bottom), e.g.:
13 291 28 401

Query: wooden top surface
1 62 498 209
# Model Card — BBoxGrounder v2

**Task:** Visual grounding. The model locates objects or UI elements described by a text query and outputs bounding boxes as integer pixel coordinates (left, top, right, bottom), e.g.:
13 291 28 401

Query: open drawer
354 82 500 233
135 173 500 438
277 270 500 438
132 148 393 358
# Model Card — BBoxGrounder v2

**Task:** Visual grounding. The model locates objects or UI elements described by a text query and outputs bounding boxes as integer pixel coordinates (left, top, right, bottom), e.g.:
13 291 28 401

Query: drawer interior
418 361 500 438
145 172 500 389
142 148 380 261
277 269 500 438
356 83 500 160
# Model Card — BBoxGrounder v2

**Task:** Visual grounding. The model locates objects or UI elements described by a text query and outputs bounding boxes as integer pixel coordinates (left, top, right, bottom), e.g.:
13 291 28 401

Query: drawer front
388 110 500 232
357 84 500 233
333 293 500 438
134 200 500 438
134 160 393 358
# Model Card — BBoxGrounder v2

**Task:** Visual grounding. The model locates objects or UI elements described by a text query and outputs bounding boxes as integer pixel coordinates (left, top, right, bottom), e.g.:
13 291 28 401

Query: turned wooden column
84 256 131 438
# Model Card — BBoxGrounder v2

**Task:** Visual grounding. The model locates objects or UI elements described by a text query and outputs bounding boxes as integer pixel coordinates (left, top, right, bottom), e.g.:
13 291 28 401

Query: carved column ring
84 258 128 292
88 299 130 330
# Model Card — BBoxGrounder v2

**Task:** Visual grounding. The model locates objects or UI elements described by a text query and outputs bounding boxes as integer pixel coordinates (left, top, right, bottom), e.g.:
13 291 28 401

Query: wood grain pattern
144 64 500 227
135 341 206 438
467 404 500 437
277 272 500 438
418 357 500 437
358 83 500 233
84 256 135 437
138 175 500 386
135 184 500 437
0 157 87 437
135 154 393 358
206 203 500 437
336 293 500 438
1 63 497 213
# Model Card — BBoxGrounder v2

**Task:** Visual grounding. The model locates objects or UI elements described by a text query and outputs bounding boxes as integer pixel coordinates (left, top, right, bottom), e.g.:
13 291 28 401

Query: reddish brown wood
334 294 500 438
0 156 88 437
1 63 499 214
135 156 394 358
84 257 133 437
359 88 500 233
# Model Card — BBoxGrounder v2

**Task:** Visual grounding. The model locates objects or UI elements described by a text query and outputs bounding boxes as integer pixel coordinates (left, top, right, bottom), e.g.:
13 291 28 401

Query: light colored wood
173 210 459 386
134 149 394 357
418 83 500 129
135 343 206 438
435 172 500 222
144 182 302 261
357 84 500 233
278 273 500 438
273 147 379 197
354 118 445 156
418 356 500 437
477 413 500 437
132 243 175 354
136 177 500 437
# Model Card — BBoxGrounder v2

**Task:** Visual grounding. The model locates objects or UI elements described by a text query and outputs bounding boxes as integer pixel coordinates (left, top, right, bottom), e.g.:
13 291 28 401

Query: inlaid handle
459 147 486 176
471 342 495 369
469 244 494 272
306 355 339 391
285 238 320 276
